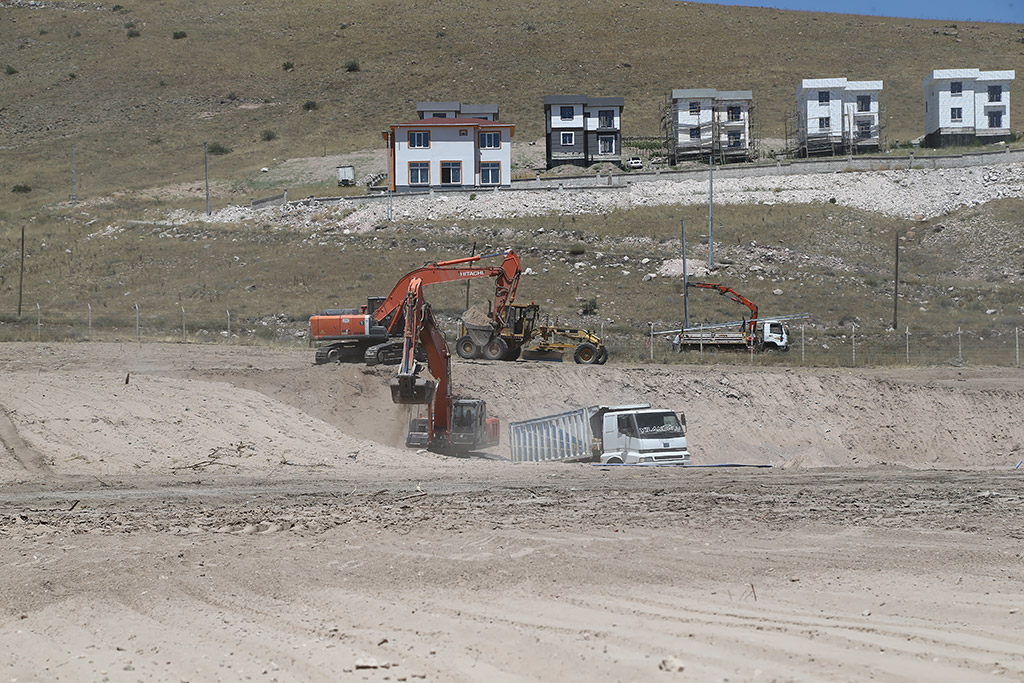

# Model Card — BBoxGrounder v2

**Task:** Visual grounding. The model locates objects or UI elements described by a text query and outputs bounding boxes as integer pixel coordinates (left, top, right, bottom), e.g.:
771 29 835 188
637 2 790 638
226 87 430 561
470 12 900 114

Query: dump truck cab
599 407 690 465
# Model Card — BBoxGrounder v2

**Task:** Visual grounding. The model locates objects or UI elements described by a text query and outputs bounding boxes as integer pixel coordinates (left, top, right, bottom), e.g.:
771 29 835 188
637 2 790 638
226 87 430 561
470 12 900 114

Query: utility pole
708 154 714 268
681 219 689 331
892 230 900 329
18 225 25 318
204 142 210 216
70 143 77 205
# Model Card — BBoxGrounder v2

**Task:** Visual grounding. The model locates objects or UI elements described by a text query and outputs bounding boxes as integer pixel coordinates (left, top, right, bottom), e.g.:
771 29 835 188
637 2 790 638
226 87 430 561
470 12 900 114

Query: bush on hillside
344 59 360 72
172 31 187 39
206 142 231 156
12 184 31 193
261 130 277 142
126 29 141 38
5 64 18 75
282 61 294 71
302 100 318 111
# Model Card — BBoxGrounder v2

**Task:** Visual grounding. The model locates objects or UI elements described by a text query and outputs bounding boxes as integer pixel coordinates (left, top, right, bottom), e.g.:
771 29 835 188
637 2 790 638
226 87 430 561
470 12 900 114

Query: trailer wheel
482 337 508 361
596 346 609 364
573 342 599 364
455 335 480 359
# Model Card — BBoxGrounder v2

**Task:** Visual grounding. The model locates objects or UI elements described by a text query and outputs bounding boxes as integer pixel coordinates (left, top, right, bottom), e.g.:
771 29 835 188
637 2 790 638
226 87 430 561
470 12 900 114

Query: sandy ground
2 342 1023 682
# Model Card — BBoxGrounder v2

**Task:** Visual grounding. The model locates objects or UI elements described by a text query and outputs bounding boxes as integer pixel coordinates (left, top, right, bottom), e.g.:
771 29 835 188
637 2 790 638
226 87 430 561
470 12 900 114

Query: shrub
344 59 360 72
206 142 231 155
172 31 187 39
12 184 31 194
581 298 598 315
282 61 294 71
302 100 318 111
126 29 141 38
226 92 238 101
5 64 18 75
569 245 585 255
261 130 277 142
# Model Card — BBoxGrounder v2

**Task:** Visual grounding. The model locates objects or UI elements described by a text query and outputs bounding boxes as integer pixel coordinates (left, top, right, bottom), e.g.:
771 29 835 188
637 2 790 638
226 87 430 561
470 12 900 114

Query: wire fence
1 305 1021 368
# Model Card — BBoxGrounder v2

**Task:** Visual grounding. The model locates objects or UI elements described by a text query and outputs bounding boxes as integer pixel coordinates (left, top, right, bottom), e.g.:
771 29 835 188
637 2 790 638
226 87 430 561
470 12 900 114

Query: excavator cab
448 399 500 451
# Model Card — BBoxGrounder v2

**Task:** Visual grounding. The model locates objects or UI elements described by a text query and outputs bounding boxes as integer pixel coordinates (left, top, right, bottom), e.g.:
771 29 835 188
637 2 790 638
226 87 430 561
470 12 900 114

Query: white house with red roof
383 117 515 192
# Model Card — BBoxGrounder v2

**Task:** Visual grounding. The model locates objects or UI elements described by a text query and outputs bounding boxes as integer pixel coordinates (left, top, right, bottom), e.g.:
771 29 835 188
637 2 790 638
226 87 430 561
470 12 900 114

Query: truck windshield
634 412 685 438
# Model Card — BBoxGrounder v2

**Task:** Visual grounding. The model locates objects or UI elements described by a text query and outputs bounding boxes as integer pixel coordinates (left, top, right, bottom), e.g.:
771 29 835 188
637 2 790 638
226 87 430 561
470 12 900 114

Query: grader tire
596 346 609 365
573 342 599 364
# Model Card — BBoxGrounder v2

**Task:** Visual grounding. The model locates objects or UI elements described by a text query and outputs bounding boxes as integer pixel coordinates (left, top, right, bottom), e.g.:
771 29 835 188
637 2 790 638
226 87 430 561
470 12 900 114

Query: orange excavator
310 250 521 365
390 275 500 453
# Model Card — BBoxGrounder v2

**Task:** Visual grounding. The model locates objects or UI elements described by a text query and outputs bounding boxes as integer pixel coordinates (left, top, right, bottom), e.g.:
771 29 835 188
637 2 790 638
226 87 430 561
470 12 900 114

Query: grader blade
390 375 437 405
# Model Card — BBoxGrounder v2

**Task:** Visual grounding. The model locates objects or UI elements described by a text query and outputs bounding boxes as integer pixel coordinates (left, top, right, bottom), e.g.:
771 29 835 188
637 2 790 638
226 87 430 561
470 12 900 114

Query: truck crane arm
687 282 759 336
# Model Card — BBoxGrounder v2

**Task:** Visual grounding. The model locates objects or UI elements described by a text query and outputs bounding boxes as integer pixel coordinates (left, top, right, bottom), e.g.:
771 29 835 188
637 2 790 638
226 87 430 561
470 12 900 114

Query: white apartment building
922 69 1014 147
668 88 753 162
384 117 514 192
796 78 883 156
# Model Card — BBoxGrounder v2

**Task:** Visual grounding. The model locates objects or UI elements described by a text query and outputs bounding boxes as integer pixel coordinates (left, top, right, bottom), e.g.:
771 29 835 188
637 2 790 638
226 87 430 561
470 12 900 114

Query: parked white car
625 156 643 169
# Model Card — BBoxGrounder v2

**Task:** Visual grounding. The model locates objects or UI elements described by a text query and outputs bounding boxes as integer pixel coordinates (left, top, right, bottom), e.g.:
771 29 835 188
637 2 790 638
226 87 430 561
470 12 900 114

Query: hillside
2 0 1023 202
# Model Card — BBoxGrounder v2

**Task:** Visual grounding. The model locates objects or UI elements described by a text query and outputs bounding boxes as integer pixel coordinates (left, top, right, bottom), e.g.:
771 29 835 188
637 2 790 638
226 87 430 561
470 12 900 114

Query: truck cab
599 407 690 465
760 319 789 350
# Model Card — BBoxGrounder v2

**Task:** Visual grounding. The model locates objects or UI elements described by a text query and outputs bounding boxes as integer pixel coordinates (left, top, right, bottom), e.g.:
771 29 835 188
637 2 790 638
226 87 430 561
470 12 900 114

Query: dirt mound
2 343 1022 481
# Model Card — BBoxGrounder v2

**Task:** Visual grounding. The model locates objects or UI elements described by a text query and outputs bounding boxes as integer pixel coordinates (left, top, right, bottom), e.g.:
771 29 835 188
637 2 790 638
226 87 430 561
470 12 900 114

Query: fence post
135 303 140 343
1016 327 1020 368
648 322 654 361
181 306 186 343
88 303 92 340
957 326 962 364
36 303 40 341
227 309 231 341
801 324 805 364
851 323 856 365
905 326 910 365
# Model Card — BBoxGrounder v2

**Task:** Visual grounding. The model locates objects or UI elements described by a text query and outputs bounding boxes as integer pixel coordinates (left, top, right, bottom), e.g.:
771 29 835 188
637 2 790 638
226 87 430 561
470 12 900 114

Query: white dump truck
508 404 690 465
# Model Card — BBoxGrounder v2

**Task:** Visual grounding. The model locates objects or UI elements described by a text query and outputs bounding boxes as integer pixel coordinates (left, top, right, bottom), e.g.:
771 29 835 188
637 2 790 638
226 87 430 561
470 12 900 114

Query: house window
988 110 1003 128
479 132 501 149
459 129 468 137
559 105 574 120
818 90 830 105
818 117 831 131
598 109 615 128
856 120 872 139
480 162 501 185
409 162 429 185
689 101 700 115
598 135 615 154
950 81 962 96
856 95 871 113
950 107 963 123
727 131 741 148
988 85 1002 102
560 131 575 146
440 161 461 185
726 106 741 122
689 127 701 140
408 131 430 148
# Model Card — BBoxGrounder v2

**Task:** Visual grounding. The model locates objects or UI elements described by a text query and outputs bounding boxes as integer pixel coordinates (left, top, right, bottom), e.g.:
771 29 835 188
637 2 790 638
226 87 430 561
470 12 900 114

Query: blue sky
692 0 1022 23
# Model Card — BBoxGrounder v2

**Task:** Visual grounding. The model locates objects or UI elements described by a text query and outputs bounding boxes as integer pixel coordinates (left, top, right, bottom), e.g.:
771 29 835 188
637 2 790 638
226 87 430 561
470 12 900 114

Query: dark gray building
543 95 625 169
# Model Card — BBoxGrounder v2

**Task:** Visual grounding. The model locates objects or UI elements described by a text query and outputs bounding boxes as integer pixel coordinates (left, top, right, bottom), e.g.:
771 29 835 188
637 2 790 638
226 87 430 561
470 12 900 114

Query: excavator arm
373 250 521 335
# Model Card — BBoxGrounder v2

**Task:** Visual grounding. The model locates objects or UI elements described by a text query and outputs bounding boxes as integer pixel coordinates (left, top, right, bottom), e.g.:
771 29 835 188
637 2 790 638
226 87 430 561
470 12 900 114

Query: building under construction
664 89 755 164
792 78 884 157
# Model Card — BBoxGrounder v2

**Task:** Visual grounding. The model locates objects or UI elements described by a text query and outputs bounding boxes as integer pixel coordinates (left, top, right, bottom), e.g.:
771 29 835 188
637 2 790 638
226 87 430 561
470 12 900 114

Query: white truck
679 318 789 351
508 404 690 465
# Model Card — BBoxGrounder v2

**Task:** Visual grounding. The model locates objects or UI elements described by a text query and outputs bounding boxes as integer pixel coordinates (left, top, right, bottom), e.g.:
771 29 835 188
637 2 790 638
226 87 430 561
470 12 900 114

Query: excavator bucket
390 375 437 405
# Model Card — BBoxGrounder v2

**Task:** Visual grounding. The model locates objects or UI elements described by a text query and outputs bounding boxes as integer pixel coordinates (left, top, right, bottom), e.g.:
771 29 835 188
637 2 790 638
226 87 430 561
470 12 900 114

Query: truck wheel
596 346 609 365
482 337 508 361
573 342 599 364
455 335 480 359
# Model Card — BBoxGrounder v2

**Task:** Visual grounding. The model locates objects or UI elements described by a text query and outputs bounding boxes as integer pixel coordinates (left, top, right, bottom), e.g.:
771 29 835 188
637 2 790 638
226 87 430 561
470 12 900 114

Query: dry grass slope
2 0 1022 202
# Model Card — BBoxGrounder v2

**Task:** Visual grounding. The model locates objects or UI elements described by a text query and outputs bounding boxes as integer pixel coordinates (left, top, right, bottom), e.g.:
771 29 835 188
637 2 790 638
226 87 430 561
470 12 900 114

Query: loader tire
505 345 522 361
573 342 599 364
482 337 508 361
455 335 480 359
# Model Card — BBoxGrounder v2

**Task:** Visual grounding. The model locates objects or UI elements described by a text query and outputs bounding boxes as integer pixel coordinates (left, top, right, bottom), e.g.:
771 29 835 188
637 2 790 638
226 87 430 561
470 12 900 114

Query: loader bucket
390 375 437 405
